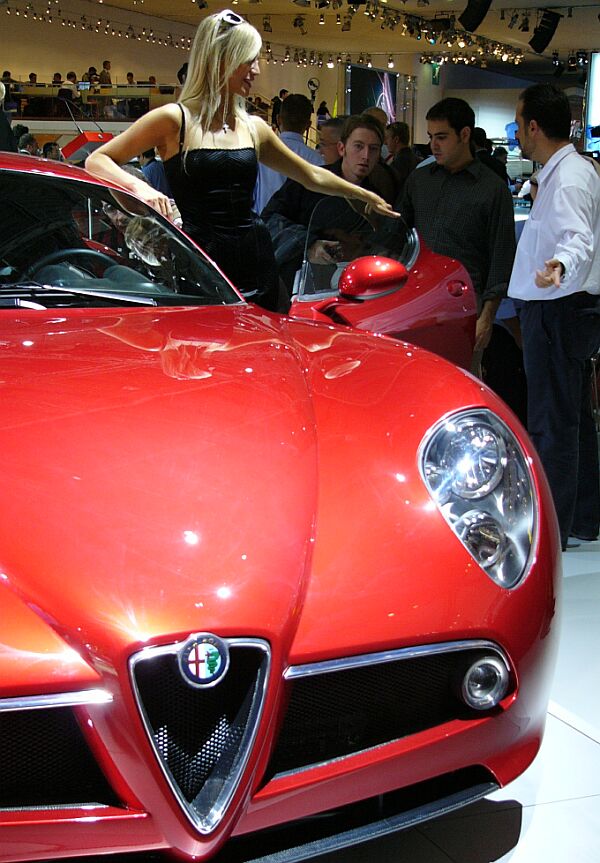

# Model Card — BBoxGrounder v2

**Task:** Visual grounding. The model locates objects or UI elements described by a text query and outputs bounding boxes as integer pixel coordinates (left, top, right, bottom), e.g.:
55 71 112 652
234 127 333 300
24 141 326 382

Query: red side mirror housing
338 256 409 300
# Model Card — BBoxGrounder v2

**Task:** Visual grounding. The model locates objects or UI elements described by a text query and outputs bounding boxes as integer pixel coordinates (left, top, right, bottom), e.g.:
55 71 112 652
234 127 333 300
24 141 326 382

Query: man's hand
474 314 494 352
535 258 564 289
308 240 343 264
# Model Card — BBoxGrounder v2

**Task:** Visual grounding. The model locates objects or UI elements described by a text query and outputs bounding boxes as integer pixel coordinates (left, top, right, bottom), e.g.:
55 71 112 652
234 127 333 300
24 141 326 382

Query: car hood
0 304 490 688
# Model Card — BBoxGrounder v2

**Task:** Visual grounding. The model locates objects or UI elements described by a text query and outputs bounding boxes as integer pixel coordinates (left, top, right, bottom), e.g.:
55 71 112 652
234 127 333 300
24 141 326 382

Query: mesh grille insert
268 648 504 777
0 707 119 808
132 640 269 832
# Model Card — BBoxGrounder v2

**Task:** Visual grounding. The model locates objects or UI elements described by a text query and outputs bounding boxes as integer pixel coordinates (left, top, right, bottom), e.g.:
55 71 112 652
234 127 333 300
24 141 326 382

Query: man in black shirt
399 98 515 355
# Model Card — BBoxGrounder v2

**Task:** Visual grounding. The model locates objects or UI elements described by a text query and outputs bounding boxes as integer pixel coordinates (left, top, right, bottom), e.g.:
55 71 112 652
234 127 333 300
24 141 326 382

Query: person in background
28 72 37 84
270 88 288 130
177 63 188 85
399 98 515 362
139 148 172 197
385 121 419 194
148 75 157 86
316 100 330 128
42 141 61 160
254 93 323 214
361 106 400 203
18 132 40 155
51 72 63 86
262 113 389 295
85 10 395 314
61 72 79 98
126 72 136 85
508 82 600 551
471 126 509 184
317 116 345 165
99 60 112 86
82 66 97 82
0 82 17 153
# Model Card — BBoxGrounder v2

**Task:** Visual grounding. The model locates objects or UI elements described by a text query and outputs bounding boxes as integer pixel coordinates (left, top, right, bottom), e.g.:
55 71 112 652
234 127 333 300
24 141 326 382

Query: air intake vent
0 707 119 808
131 637 270 834
267 643 510 778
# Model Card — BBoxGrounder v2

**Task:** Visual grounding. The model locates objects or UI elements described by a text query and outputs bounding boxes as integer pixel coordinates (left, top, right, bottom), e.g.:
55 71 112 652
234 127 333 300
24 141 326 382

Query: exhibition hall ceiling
94 0 599 72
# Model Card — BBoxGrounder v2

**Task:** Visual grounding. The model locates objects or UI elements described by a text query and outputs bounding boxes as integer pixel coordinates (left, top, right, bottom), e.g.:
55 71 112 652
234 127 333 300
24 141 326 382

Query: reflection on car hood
0 304 485 673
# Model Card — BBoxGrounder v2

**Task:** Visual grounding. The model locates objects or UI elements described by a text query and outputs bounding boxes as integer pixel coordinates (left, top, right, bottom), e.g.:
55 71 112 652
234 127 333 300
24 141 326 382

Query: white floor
313 542 600 863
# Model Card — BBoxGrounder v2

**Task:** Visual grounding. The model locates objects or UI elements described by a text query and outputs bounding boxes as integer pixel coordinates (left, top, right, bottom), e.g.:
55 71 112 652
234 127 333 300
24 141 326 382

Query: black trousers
519 294 600 549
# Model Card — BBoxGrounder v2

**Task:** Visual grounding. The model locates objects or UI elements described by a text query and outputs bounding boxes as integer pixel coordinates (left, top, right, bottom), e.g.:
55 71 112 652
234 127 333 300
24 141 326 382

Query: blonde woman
85 9 396 311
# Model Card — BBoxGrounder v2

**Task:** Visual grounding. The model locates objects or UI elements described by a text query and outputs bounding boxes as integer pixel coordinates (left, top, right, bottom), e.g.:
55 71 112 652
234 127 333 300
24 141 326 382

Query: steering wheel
21 248 118 280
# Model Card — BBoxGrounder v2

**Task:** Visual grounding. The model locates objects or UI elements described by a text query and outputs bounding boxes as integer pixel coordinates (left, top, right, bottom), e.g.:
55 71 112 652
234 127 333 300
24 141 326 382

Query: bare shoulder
247 113 272 146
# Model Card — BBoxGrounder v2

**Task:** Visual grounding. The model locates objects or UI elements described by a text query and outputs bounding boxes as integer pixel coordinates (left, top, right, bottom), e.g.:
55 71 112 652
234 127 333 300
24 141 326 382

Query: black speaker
529 10 562 54
458 0 492 32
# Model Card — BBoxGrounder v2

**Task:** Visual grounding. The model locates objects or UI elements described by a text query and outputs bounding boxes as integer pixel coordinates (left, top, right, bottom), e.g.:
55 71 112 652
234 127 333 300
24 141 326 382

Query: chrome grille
130 637 270 834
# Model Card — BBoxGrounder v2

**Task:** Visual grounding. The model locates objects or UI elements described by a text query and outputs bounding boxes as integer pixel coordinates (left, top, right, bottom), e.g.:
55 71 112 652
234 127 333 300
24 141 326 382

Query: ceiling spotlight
500 9 505 21
567 53 577 70
331 0 343 8
315 0 330 8
194 0 208 8
327 54 335 67
341 15 351 30
319 13 324 24
336 13 341 24
387 55 394 68
518 15 529 32
262 15 271 32
292 0 310 6
293 15 307 35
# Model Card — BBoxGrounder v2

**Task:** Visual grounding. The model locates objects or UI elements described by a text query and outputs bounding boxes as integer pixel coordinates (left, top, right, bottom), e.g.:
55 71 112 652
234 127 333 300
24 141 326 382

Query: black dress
163 106 280 311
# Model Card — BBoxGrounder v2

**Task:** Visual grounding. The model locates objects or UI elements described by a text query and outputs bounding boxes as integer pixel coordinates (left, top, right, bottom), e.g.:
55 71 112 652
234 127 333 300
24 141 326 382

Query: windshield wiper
0 282 157 306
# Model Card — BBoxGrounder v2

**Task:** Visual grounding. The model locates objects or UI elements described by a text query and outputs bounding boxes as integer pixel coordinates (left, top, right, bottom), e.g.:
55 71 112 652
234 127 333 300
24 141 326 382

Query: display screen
585 53 600 155
345 65 398 121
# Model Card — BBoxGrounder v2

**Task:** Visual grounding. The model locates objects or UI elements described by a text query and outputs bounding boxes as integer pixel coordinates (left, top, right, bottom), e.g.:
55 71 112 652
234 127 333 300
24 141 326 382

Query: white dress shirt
508 144 600 301
254 131 324 215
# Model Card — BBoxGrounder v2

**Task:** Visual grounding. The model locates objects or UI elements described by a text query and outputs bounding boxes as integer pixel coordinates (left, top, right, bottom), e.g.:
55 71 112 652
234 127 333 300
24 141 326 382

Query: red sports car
288 197 477 370
0 155 560 863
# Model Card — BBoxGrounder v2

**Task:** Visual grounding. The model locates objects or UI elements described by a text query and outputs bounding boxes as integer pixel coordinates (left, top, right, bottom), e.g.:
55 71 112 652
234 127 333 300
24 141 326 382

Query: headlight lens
421 410 535 588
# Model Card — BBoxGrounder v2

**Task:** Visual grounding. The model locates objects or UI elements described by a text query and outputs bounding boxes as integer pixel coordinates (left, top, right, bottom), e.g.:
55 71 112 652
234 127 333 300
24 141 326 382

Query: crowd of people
2 8 599 554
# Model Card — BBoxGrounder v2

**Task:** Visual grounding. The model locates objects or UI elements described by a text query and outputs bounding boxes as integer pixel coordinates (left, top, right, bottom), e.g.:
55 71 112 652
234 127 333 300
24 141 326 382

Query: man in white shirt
508 82 600 551
254 93 323 215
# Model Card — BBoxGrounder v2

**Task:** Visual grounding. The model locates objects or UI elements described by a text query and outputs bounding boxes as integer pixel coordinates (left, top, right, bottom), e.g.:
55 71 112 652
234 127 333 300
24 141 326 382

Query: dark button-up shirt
399 158 515 309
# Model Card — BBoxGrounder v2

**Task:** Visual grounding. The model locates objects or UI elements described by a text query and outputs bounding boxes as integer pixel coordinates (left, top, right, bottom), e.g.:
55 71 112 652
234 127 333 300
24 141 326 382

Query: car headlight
420 410 535 588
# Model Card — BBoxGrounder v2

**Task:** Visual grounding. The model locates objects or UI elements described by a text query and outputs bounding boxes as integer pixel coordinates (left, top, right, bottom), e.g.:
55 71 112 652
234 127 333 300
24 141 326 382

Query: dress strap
177 103 186 153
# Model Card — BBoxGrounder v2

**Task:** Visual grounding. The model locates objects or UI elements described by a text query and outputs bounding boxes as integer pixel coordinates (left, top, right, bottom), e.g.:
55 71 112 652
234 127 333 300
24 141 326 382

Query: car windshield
0 169 241 308
294 197 419 301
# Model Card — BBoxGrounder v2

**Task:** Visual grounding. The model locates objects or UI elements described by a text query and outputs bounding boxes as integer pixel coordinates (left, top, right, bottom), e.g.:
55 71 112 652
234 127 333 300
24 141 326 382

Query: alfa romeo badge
178 633 230 688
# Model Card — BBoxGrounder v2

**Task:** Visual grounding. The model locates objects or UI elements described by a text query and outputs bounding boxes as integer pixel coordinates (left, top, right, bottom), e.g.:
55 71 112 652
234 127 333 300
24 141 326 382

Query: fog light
461 656 509 710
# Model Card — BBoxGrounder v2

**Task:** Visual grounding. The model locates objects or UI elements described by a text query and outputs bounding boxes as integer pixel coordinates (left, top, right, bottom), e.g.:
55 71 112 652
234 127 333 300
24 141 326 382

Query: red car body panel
289 246 477 370
0 156 560 862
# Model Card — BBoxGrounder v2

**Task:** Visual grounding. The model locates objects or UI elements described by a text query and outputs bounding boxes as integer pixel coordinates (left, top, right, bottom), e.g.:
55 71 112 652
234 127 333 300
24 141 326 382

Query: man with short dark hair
508 83 600 550
99 60 112 86
471 126 509 184
42 141 61 160
317 116 345 165
18 132 39 155
263 113 385 294
385 121 419 192
270 88 288 130
399 97 515 355
254 93 323 214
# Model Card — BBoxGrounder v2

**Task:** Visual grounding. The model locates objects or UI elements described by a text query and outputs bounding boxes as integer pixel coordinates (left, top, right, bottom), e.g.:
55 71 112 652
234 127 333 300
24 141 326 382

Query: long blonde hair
179 11 262 141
